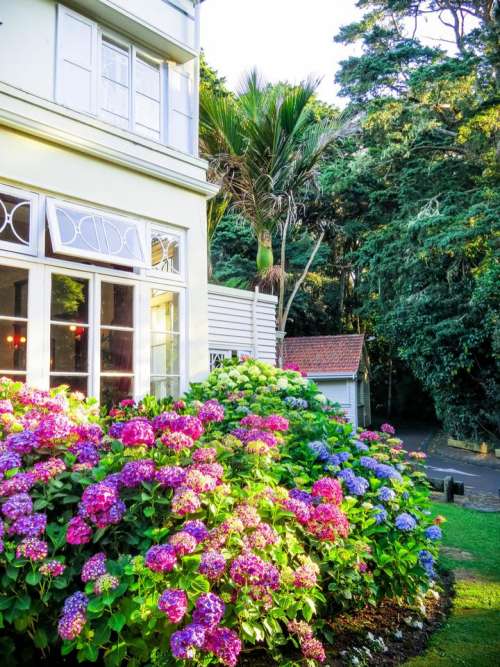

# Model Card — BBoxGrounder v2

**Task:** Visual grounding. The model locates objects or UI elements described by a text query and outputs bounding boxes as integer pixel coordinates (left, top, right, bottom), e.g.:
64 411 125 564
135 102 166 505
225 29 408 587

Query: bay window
56 4 196 154
0 184 186 405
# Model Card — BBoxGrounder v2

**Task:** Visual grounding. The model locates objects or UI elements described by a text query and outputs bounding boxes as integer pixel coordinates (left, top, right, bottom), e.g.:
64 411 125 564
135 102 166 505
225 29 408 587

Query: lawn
405 502 500 667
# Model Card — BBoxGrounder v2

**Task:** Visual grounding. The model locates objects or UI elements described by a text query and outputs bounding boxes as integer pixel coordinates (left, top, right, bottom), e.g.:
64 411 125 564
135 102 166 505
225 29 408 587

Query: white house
0 0 221 405
0 0 279 405
283 335 371 430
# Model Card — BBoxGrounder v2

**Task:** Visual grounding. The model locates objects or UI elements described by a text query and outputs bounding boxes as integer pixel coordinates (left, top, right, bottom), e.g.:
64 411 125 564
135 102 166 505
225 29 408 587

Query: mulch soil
239 570 454 666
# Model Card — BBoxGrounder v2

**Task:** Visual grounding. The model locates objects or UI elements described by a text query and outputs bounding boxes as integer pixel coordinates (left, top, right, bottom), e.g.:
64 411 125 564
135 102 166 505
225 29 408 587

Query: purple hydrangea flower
119 459 156 487
199 549 226 580
158 589 188 623
192 592 225 628
203 627 242 667
0 451 21 473
4 431 38 455
62 591 89 616
182 519 209 543
2 492 33 520
8 512 47 537
145 544 177 573
155 466 186 488
81 552 107 582
170 623 206 659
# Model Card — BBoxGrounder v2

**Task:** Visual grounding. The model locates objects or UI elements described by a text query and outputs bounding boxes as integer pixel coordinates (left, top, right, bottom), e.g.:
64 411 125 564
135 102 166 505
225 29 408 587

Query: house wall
0 126 210 387
312 377 358 428
207 285 277 365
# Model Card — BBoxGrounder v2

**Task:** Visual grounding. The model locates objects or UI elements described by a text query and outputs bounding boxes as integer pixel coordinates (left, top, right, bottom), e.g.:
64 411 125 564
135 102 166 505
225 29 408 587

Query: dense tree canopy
205 0 499 440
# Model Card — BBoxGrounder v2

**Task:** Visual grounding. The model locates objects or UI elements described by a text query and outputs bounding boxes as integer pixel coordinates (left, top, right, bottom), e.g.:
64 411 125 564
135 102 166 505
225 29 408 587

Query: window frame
96 26 166 143
147 222 185 282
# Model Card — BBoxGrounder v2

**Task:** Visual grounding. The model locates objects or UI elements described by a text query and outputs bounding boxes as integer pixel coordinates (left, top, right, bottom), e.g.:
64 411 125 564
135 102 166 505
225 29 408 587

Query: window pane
0 374 25 383
150 376 179 399
50 324 88 372
102 40 129 85
101 329 133 371
151 290 179 331
136 58 160 99
51 275 89 322
50 375 88 394
101 78 129 120
151 333 179 375
0 266 28 318
101 283 133 327
0 321 27 370
151 231 180 274
135 95 160 132
101 376 133 406
0 194 30 247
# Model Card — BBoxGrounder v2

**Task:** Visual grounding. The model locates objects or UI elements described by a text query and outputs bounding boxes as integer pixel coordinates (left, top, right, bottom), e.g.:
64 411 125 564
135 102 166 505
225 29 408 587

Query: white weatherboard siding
208 285 277 365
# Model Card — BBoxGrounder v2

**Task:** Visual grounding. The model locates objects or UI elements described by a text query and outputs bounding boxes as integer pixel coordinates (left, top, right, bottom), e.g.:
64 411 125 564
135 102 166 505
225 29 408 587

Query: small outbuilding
283 335 371 430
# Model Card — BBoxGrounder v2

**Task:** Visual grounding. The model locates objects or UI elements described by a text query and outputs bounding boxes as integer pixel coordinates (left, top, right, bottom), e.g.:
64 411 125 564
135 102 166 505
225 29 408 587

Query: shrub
0 361 441 666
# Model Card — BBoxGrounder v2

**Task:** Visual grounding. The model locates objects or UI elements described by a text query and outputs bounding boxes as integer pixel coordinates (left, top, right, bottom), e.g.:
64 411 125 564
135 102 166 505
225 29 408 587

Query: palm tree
200 71 342 274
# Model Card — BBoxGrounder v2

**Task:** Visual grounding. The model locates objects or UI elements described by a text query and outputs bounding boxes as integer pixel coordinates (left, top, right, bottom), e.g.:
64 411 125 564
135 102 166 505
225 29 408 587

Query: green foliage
0 366 439 665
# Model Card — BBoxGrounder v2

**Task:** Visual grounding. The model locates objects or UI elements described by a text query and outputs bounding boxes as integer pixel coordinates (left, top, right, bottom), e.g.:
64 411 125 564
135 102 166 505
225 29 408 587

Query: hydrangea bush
0 361 442 666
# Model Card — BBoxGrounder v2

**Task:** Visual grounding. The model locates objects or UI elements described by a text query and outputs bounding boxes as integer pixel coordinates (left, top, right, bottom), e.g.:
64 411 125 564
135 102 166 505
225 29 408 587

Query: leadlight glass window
151 228 181 275
46 198 148 268
0 265 29 378
150 290 180 398
0 184 37 256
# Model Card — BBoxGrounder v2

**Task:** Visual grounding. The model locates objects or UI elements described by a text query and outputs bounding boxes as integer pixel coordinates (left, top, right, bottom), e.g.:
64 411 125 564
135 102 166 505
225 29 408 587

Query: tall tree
199 71 342 274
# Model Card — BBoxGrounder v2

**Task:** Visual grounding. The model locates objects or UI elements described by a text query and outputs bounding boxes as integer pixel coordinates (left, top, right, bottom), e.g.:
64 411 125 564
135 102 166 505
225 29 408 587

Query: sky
200 0 464 105
200 0 363 105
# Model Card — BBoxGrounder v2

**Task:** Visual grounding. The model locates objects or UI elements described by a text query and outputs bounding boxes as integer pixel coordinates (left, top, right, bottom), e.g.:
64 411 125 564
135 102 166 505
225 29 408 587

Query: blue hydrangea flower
378 486 396 502
375 464 403 481
373 505 388 524
338 451 351 463
360 456 379 470
308 441 330 461
284 396 308 409
419 549 435 578
324 454 341 468
395 513 417 531
338 468 355 483
425 525 442 541
355 442 369 452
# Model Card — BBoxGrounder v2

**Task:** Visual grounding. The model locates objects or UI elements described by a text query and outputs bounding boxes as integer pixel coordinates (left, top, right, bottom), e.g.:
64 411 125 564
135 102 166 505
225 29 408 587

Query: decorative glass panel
101 283 133 327
50 375 88 394
101 376 132 406
0 186 36 255
101 329 133 372
151 290 179 331
51 275 89 323
50 325 88 372
47 198 148 268
209 350 229 371
150 376 179 399
0 321 27 371
151 230 180 275
0 266 28 318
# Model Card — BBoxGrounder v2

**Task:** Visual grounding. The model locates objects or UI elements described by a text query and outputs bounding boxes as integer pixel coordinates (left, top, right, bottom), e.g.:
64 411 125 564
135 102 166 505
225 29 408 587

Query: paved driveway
397 428 500 496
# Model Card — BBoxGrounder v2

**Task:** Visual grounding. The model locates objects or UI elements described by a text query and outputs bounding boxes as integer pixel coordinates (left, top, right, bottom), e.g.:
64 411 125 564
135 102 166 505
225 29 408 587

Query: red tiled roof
283 335 365 375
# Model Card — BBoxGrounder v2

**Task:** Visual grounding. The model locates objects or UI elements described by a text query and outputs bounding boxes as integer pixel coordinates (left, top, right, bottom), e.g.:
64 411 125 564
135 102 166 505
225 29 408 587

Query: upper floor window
56 4 195 154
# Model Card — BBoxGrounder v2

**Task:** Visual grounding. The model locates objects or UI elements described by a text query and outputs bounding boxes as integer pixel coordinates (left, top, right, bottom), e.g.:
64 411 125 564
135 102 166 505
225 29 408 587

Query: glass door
49 272 90 394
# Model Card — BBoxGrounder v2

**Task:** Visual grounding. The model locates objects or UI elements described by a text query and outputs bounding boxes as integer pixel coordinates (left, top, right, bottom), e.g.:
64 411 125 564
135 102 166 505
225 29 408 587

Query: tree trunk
256 229 274 273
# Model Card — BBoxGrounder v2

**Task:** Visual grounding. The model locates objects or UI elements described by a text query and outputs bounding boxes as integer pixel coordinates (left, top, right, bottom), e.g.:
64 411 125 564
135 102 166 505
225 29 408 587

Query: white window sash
46 197 149 269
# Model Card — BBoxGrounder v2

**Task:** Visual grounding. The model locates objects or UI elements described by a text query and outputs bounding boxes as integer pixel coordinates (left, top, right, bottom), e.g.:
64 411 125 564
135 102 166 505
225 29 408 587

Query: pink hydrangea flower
161 431 195 452
16 537 48 561
192 448 217 464
40 560 66 576
145 544 177 573
121 419 155 447
311 477 343 505
169 531 198 556
171 487 201 516
66 516 92 545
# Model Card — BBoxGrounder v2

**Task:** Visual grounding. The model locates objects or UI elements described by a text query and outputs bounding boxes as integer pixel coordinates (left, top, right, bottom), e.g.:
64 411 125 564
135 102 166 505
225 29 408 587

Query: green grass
405 502 500 667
